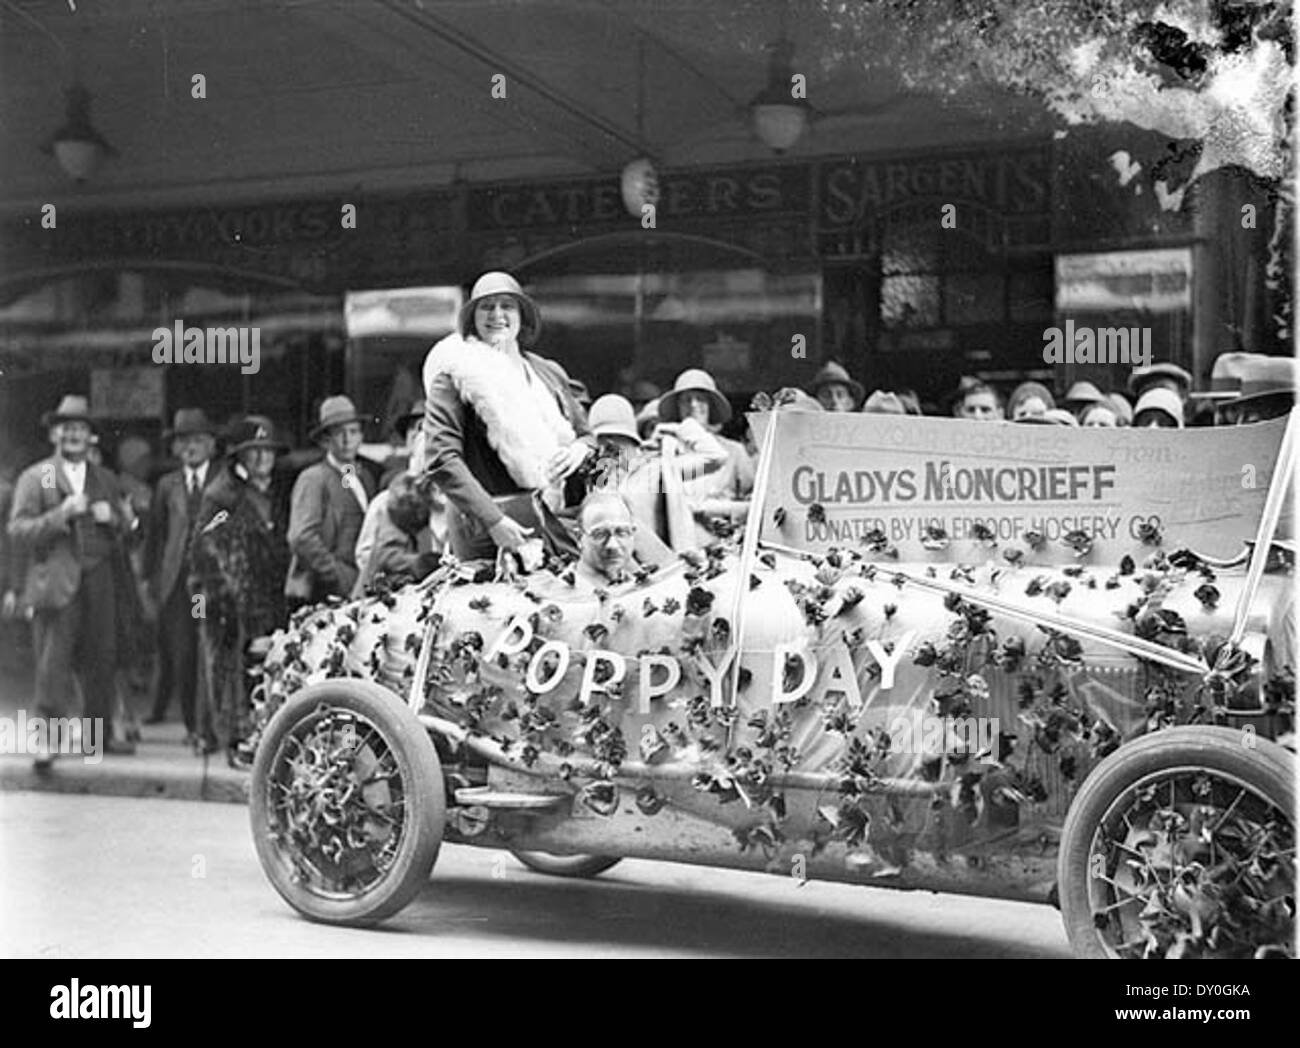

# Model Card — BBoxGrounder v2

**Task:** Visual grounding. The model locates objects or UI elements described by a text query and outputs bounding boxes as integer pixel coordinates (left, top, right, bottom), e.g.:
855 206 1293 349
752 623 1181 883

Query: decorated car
246 408 1296 959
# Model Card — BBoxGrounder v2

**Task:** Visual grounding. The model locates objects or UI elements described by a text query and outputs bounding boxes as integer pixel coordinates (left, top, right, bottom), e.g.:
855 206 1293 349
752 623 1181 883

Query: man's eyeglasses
587 524 636 542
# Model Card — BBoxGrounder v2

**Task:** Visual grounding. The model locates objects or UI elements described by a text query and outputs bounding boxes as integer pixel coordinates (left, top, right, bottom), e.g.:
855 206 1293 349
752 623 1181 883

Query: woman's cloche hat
588 394 640 444
458 271 542 345
658 368 731 425
226 415 288 456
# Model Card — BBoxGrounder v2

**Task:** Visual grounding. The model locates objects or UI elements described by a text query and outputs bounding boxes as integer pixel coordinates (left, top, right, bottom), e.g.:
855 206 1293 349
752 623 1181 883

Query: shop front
0 127 1276 460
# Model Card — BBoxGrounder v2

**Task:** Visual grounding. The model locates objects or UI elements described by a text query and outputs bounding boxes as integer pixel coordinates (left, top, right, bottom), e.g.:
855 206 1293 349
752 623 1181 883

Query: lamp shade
748 38 812 154
620 157 660 216
44 84 115 182
751 103 808 152
53 139 105 181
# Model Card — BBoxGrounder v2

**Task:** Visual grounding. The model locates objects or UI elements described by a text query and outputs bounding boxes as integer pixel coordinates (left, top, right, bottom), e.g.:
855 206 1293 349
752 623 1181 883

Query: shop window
0 266 342 463
1053 247 1194 389
881 274 941 329
881 224 939 275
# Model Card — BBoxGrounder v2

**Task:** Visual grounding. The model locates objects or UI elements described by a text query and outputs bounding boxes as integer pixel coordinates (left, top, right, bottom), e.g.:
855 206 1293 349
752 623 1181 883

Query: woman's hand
545 440 590 484
649 417 705 447
488 516 535 552
669 417 709 443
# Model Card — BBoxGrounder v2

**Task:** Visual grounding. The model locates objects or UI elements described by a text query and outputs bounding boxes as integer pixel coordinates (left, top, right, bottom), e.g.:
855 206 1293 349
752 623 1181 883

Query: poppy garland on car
247 537 1293 888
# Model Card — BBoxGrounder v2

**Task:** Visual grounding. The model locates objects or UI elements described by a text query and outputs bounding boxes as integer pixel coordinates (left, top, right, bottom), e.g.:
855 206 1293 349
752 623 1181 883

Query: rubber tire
1058 724 1295 959
250 680 446 927
510 851 622 879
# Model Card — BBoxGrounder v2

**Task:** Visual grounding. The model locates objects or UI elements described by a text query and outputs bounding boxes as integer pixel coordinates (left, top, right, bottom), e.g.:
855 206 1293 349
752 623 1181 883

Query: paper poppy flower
1062 530 1094 557
921 524 950 550
580 781 619 816
685 587 715 617
635 784 665 815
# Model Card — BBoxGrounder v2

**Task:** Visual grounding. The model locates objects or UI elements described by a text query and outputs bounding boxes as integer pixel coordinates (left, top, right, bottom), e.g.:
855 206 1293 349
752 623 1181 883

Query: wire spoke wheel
267 710 408 898
250 681 445 927
1060 726 1294 959
1088 767 1293 958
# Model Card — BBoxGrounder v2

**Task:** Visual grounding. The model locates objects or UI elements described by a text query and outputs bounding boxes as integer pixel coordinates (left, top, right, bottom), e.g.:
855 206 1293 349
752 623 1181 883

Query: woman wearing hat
658 368 754 547
189 416 291 765
422 271 592 563
1132 388 1184 428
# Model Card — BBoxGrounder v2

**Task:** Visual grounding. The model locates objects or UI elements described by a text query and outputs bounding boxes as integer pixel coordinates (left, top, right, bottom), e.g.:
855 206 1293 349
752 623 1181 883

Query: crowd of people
2 268 1295 769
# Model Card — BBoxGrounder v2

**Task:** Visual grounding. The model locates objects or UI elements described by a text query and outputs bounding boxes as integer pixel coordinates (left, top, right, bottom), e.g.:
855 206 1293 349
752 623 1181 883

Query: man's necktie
186 472 202 520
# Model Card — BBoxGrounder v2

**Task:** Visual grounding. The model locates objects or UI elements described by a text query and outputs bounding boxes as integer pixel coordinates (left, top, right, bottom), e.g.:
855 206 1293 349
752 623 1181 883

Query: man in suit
286 395 376 608
6 395 137 766
142 408 218 737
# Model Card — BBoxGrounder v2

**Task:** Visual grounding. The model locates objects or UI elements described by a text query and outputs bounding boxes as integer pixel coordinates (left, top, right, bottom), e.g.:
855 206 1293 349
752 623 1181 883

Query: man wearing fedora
1200 352 1297 425
142 408 218 736
808 360 864 413
6 395 137 764
286 395 377 607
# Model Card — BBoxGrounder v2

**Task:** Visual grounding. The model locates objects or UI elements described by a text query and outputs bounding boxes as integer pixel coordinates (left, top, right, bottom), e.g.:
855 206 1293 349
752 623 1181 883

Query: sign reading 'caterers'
469 165 808 229
749 412 1289 563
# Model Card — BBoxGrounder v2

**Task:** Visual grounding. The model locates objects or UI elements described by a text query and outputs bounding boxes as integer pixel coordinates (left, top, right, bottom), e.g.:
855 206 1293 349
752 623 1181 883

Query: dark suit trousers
151 582 200 731
31 559 117 729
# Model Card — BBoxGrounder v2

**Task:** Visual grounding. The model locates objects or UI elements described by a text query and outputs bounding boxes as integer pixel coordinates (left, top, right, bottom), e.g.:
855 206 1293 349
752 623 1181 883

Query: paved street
1 792 1071 959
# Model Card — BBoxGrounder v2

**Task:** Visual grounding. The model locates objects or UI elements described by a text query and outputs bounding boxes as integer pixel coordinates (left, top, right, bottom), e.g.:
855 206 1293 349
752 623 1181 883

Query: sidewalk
0 665 249 805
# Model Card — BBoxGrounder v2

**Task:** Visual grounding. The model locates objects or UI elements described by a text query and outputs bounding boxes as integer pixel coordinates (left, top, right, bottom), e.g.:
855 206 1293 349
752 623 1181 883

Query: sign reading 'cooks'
749 412 1291 564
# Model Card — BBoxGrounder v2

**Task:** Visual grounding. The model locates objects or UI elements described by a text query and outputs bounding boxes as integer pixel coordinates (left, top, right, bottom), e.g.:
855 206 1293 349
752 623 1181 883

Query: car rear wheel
250 680 445 927
510 851 622 878
1059 725 1294 959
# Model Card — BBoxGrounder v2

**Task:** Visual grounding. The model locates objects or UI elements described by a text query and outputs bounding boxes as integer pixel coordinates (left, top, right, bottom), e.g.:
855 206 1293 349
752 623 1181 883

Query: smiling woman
421 271 593 563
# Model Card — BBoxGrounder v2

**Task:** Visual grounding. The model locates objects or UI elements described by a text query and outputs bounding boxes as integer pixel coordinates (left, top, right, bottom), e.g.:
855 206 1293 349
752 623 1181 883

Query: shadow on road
381 864 1067 959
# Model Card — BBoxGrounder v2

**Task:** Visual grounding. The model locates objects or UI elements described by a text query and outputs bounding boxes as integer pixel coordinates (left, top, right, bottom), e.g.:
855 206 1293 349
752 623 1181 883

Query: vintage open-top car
246 409 1296 959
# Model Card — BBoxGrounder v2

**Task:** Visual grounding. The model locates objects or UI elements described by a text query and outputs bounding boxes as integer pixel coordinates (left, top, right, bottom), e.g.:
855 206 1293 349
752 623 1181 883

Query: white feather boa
422 333 576 493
